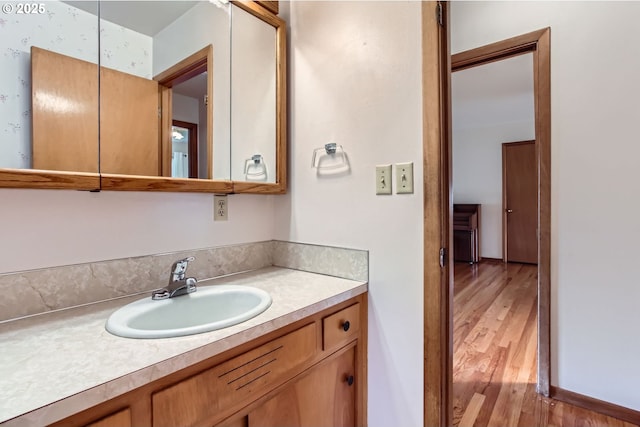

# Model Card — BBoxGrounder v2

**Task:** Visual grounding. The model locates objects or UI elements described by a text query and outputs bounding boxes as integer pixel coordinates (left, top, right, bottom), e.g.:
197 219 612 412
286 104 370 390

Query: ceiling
63 1 199 36
452 53 534 130
173 72 208 99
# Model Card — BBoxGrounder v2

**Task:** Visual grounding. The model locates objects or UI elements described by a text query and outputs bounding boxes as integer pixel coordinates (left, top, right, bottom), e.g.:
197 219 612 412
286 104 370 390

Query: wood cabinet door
31 47 99 173
100 67 160 176
503 141 538 264
248 347 356 427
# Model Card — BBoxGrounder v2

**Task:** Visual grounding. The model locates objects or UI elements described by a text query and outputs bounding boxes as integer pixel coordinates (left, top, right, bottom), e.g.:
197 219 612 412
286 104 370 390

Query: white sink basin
106 285 271 339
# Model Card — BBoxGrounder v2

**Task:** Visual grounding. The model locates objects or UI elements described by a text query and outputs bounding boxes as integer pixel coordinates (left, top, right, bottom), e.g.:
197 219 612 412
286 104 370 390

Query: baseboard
480 257 503 262
550 386 640 425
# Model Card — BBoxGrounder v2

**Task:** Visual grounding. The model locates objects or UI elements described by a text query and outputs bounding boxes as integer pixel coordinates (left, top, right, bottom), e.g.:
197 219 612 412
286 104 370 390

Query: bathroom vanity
0 267 368 427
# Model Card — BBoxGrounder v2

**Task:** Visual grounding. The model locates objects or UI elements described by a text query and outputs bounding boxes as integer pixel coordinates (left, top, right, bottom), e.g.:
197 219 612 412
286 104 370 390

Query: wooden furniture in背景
453 204 480 264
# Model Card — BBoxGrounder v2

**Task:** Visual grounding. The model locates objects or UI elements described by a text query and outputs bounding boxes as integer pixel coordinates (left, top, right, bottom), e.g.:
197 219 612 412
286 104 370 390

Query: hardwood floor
453 261 637 427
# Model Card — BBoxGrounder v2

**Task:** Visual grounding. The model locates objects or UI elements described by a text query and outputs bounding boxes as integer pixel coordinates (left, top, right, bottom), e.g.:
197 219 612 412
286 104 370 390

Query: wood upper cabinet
31 47 99 174
100 67 160 176
248 346 356 427
49 295 366 427
31 48 161 177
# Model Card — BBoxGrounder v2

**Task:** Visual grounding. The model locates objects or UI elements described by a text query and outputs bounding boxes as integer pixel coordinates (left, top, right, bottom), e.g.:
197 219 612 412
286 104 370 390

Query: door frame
422 9 551 423
502 140 537 264
155 45 213 179
422 3 453 426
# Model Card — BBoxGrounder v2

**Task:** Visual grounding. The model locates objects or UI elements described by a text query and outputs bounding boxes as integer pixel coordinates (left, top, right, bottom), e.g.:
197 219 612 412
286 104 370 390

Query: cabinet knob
342 320 350 332
346 375 354 386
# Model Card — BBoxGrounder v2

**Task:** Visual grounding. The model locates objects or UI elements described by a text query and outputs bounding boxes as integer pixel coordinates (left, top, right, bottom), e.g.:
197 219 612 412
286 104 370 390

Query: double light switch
375 162 414 195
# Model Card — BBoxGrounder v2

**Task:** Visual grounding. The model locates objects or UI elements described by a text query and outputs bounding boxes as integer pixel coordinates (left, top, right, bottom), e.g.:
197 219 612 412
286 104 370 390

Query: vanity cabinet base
49 294 367 427
247 345 356 427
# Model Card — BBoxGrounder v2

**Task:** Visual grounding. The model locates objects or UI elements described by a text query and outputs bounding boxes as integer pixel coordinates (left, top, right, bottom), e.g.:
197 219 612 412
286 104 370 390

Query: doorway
171 120 199 179
448 28 552 402
421 5 551 423
155 45 213 179
451 47 539 425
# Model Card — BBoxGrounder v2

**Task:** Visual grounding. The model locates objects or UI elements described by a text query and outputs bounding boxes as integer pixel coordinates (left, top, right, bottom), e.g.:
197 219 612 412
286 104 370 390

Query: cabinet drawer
152 323 317 427
322 303 360 351
85 408 131 427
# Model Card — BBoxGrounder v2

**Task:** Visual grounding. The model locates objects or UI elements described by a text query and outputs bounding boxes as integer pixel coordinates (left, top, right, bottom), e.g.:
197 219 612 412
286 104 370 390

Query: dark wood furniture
453 204 480 263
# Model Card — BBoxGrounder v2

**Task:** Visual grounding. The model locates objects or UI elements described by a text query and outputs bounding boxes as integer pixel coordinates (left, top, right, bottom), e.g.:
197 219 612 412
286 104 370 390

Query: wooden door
503 141 538 264
100 67 160 176
422 2 453 426
31 47 99 173
248 347 356 427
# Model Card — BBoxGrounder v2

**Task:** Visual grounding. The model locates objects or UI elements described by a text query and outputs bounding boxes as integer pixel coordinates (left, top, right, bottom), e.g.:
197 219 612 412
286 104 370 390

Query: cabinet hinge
204 94 209 106
439 247 447 268
436 2 444 27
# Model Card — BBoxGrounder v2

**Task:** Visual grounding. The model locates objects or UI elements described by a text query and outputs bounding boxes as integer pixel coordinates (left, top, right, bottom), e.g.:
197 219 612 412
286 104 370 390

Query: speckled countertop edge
0 267 368 426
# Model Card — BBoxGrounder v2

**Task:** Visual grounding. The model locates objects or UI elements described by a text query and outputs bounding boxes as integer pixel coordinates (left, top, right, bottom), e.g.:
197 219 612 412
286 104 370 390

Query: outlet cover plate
214 195 228 221
376 164 392 195
396 162 414 194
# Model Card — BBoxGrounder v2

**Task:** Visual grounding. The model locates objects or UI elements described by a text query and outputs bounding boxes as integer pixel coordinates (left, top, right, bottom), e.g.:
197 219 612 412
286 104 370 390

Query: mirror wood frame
0 0 286 195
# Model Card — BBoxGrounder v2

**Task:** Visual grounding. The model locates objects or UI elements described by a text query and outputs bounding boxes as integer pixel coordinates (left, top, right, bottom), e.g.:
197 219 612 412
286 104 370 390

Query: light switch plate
396 162 414 194
214 195 228 221
376 164 392 195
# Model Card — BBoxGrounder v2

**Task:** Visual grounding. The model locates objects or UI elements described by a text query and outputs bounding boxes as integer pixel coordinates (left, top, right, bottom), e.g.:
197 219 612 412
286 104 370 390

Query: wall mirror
230 1 286 193
0 0 285 194
95 0 232 192
0 0 100 189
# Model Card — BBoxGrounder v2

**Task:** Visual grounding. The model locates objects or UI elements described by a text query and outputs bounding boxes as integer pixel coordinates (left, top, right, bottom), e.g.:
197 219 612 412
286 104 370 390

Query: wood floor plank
459 392 486 427
453 261 638 427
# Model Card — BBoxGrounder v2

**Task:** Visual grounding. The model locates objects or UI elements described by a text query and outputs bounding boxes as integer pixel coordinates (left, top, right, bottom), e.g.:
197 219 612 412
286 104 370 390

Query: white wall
452 1 640 410
0 190 275 274
172 93 200 126
453 121 534 259
277 2 424 425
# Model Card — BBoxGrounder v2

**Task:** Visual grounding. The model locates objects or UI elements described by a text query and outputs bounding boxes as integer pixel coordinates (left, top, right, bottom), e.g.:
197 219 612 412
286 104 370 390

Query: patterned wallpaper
0 0 152 169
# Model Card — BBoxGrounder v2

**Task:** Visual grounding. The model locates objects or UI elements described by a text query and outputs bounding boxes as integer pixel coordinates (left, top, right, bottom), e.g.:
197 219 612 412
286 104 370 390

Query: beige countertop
0 267 367 426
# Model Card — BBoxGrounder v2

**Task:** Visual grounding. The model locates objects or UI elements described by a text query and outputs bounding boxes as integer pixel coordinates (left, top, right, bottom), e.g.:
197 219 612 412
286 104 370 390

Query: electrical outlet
214 195 228 221
376 164 392 195
396 162 414 194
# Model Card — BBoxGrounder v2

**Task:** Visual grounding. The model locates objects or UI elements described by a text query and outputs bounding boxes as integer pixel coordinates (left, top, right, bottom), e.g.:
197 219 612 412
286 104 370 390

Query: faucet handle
170 256 195 281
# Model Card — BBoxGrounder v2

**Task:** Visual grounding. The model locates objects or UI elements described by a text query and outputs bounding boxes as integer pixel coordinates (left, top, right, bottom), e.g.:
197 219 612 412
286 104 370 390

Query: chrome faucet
151 256 198 300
